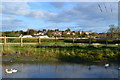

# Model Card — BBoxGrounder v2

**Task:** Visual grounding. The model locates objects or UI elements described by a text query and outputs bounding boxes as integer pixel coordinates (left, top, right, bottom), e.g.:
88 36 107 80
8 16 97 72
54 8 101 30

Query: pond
2 61 119 78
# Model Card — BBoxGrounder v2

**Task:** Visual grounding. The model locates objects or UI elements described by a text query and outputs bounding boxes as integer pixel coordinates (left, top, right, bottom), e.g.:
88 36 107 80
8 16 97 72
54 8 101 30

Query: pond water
2 62 119 78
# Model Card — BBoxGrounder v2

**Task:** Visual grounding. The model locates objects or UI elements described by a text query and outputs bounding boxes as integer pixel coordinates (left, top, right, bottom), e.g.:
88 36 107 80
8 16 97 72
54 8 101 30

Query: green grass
64 39 120 44
6 38 64 43
2 44 120 62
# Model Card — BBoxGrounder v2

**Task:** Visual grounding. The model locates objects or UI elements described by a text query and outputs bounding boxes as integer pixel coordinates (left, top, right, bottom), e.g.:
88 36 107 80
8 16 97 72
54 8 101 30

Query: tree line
1 25 120 39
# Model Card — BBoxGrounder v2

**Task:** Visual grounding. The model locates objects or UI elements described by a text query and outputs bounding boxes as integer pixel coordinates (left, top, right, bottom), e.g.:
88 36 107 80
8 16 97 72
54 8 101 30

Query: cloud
45 2 118 23
2 0 36 2
1 2 52 31
1 2 118 32
2 2 117 24
1 2 118 21
1 2 46 19
43 2 118 32
1 18 27 31
2 2 29 15
50 2 64 8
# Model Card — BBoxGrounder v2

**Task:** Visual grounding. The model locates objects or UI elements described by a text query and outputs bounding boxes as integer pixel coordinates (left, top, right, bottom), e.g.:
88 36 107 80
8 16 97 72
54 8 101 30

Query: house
63 31 71 35
39 35 49 38
52 31 62 36
72 32 75 35
79 31 84 34
34 33 39 35
40 32 45 35
34 32 44 36
67 32 71 35
84 31 92 35
22 35 33 38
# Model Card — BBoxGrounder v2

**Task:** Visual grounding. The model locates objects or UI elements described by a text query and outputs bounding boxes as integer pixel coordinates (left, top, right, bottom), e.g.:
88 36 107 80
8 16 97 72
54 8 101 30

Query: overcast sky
0 2 118 32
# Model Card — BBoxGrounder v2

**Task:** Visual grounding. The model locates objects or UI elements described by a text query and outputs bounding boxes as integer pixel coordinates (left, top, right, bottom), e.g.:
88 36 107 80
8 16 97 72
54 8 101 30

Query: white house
67 32 71 35
39 35 49 38
22 35 33 38
85 31 92 35
34 32 44 36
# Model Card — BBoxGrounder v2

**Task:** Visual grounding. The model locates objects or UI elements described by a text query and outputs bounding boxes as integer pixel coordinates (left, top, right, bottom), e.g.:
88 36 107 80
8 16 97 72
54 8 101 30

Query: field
1 44 120 63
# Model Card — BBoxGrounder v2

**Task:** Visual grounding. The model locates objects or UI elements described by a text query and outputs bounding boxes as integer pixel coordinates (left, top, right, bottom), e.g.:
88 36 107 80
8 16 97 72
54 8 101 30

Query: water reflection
2 62 119 78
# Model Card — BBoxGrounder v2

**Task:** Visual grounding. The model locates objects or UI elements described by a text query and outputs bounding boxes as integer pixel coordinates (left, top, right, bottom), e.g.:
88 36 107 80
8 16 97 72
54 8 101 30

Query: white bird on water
11 69 18 73
105 64 109 67
118 67 120 70
5 69 13 74
5 68 18 74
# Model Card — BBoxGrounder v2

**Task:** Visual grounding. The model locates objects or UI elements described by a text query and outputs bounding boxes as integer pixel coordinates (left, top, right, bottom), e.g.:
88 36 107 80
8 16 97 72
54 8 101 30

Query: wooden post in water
4 36 6 46
20 37 23 46
38 37 41 44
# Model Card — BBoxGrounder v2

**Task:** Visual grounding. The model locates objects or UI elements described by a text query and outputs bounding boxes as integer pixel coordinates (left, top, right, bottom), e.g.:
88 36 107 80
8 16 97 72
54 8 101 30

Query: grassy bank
1 44 120 63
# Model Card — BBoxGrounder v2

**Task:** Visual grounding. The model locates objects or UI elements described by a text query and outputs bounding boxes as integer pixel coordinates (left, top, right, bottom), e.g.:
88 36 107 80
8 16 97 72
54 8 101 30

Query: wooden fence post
4 36 6 46
106 38 108 47
20 37 23 46
105 33 108 47
38 37 41 44
73 37 75 43
89 38 91 46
